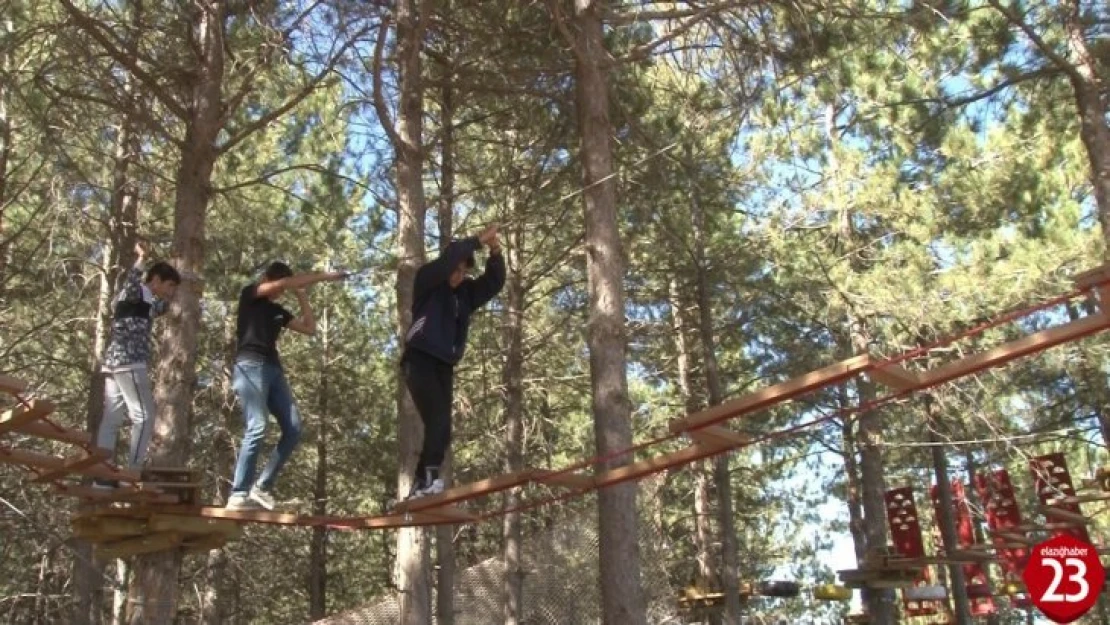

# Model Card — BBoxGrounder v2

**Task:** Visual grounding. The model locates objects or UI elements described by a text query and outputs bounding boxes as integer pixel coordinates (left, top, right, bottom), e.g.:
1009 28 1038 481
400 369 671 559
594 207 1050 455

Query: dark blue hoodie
404 237 505 365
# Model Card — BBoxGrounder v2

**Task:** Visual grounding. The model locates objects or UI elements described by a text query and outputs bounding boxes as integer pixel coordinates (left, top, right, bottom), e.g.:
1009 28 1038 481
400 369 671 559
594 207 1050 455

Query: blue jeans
231 361 302 495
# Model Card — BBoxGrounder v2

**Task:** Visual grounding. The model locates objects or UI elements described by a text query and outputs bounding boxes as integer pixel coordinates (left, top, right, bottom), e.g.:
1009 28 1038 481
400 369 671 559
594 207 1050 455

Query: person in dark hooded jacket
403 224 504 499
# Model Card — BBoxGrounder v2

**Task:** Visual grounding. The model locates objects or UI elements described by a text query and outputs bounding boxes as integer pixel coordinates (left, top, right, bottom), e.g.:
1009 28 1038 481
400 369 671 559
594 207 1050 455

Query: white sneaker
249 487 275 510
422 479 445 496
225 493 258 510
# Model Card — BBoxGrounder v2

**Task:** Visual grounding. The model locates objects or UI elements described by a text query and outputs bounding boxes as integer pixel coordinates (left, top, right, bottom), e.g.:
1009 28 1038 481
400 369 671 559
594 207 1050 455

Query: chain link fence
313 499 684 625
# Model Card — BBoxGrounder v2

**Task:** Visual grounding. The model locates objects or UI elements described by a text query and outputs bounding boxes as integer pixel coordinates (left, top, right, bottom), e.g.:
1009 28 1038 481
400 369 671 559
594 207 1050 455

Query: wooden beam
669 354 873 433
0 399 57 435
533 469 596 489
420 506 479 523
1073 264 1110 289
148 514 242 538
181 534 230 554
0 446 66 470
96 532 183 559
13 421 91 446
392 469 538 513
0 375 28 396
593 444 717 489
684 424 750 448
55 483 150 503
918 313 1110 388
867 363 921 390
33 448 112 483
1039 506 1090 525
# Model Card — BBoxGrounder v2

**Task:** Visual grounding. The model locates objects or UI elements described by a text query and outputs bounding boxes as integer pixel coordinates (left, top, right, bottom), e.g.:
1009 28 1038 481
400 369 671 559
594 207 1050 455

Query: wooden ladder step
34 448 112 483
0 399 57 435
683 424 750 448
12 420 91 446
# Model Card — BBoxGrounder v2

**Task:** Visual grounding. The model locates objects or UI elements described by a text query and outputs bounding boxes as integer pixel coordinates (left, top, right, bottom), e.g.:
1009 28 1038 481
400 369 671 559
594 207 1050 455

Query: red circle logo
1023 534 1105 623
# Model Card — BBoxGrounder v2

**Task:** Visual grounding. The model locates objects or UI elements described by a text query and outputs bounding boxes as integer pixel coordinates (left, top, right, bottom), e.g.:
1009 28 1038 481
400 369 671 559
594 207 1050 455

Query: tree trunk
572 2 647 622
435 65 457 624
924 398 972 625
74 59 144 623
200 316 239 625
129 1 225 621
1062 0 1110 243
392 1 432 622
689 182 742 624
309 307 332 620
0 17 12 283
669 280 717 602
841 417 867 563
502 221 526 625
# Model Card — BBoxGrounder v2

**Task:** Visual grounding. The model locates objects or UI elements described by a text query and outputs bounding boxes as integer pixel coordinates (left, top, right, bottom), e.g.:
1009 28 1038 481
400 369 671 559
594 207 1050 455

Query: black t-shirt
235 283 294 365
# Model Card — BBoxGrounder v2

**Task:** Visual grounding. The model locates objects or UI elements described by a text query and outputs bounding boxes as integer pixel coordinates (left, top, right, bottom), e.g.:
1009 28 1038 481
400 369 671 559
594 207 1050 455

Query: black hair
263 261 294 282
464 254 476 269
146 262 181 284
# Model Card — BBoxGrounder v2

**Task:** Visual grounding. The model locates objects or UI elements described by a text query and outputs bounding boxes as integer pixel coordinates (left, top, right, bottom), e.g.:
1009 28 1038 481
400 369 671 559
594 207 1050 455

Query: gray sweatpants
97 366 156 469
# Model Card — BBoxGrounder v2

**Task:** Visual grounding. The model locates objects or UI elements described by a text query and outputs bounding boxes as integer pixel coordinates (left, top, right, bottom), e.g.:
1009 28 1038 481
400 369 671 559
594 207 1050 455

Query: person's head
145 262 181 300
260 261 294 297
449 253 476 289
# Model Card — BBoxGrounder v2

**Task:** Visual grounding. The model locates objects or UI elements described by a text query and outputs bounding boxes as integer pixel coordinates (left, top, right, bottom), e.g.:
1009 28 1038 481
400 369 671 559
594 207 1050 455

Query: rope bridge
3 262 1110 558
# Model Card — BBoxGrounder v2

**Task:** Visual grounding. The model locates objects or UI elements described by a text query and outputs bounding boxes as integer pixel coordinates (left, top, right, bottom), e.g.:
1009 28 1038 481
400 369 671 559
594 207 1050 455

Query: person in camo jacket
94 241 180 487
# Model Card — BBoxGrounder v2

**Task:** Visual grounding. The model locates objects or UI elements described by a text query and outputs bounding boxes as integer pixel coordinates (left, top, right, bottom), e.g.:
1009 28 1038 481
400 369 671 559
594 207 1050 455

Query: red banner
931 481 997 616
1030 453 1091 544
886 487 936 616
973 468 1030 585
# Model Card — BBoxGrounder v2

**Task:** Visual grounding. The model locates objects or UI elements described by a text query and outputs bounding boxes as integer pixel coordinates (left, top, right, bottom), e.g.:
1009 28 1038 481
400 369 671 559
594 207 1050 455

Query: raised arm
462 249 506 310
118 242 149 301
413 237 481 299
254 270 347 300
285 289 317 336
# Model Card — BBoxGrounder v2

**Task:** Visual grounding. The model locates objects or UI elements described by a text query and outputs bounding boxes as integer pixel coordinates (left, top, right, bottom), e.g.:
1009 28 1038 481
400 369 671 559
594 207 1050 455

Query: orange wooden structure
1 264 1109 545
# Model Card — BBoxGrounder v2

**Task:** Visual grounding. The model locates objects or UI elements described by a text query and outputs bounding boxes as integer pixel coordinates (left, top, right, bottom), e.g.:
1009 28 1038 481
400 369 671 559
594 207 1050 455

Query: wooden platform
72 508 241 558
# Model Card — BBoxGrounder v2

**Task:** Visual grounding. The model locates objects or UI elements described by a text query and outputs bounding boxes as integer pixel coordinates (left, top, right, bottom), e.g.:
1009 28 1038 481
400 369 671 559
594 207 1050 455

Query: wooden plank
34 448 112 483
0 446 67 470
0 399 57 435
684 424 750 448
420 506 479 523
96 532 183 559
13 421 91 446
1073 264 1110 288
392 469 539 513
55 483 150 503
918 313 1110 388
0 375 29 396
592 444 717 489
181 534 230 554
71 517 149 541
1039 506 1090 525
148 514 242 538
534 470 596 489
867 363 921 390
669 354 873 433
1047 493 1110 505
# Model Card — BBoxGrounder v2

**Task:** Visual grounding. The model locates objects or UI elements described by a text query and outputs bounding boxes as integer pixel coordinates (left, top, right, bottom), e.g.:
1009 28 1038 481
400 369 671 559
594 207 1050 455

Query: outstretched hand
478 224 499 247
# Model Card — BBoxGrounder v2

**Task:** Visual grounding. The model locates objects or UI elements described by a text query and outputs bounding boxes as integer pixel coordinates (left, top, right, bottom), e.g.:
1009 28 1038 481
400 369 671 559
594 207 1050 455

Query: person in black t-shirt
227 262 347 511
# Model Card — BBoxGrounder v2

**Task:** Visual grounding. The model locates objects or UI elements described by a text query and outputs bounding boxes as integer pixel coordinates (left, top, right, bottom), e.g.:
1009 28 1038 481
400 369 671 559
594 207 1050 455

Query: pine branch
219 24 372 154
371 15 405 151
55 0 189 121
